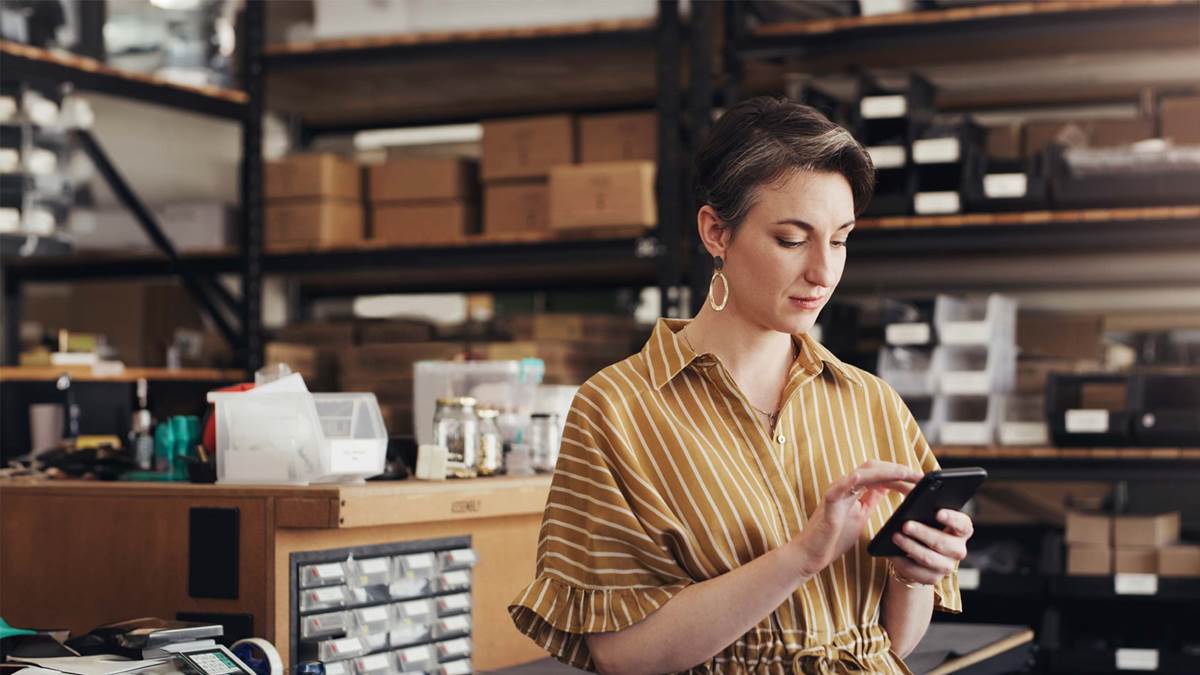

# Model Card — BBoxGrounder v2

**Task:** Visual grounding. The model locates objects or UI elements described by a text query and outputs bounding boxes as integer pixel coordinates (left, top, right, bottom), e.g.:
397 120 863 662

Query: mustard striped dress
509 318 961 673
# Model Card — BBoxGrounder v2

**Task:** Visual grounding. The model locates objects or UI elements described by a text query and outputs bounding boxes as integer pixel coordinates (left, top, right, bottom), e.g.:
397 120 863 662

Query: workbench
0 476 553 671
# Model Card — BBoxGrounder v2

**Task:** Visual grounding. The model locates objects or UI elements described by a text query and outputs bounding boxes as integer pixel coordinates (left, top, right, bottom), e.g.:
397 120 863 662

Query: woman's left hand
889 508 975 586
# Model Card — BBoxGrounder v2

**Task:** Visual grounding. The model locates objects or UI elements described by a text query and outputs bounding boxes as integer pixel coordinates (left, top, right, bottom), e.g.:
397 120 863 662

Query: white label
441 570 470 588
0 96 16 122
357 606 389 623
940 322 989 345
958 567 981 590
312 586 345 603
441 660 472 675
941 423 992 446
329 439 377 473
913 137 961 164
861 94 907 119
440 615 470 633
1115 648 1159 670
358 558 390 575
400 646 433 665
1000 422 1049 446
914 191 961 215
438 638 471 658
941 372 989 396
867 145 906 169
401 599 432 619
1115 573 1158 595
440 594 470 611
330 638 362 656
984 173 1028 199
355 655 390 673
0 148 18 173
1066 409 1110 434
886 322 931 346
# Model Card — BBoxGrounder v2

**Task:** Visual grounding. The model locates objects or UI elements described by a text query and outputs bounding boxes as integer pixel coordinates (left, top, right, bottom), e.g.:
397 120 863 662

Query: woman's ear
697 205 730 259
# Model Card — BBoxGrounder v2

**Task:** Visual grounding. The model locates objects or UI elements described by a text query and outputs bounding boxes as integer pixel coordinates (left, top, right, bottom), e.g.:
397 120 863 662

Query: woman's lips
789 296 824 311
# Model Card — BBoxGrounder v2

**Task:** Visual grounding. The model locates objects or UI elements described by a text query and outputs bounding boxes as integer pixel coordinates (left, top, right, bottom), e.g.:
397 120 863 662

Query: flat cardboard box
1158 545 1200 577
484 181 550 234
273 322 357 347
549 161 656 230
265 200 364 250
1021 118 1154 156
504 313 639 343
1114 512 1181 548
1089 118 1155 147
1114 547 1158 575
1016 357 1102 395
1067 545 1112 576
1161 96 1200 145
1017 311 1105 361
985 124 1022 161
579 111 657 163
266 153 361 200
341 342 465 382
369 157 477 202
265 342 321 386
372 201 478 245
973 481 1111 526
481 115 576 181
1066 511 1111 547
1079 381 1128 411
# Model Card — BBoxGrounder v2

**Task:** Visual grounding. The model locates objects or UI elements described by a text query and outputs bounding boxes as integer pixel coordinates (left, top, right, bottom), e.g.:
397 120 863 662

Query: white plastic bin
902 395 939 446
936 396 1002 446
413 360 544 446
208 389 386 485
999 394 1050 446
878 346 936 396
934 294 1017 347
934 345 1016 396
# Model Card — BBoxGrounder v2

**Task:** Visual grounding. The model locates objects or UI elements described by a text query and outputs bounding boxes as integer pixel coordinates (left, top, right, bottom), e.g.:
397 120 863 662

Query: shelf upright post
656 0 685 318
686 0 717 317
1 269 20 366
239 0 266 374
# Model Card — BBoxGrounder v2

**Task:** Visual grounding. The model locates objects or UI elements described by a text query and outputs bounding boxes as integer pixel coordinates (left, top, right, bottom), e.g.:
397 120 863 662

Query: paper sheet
10 656 169 675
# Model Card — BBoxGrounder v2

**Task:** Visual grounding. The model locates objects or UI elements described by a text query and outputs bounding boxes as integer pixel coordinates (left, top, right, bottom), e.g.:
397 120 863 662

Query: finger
891 532 957 575
936 509 975 539
861 488 886 512
901 521 967 562
842 466 924 493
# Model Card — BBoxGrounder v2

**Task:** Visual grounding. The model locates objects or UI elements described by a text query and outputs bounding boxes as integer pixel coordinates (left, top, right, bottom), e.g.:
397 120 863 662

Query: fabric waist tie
791 644 872 674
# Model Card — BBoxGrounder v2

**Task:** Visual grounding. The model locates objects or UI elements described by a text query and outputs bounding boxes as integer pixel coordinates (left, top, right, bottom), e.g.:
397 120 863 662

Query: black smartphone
867 467 987 557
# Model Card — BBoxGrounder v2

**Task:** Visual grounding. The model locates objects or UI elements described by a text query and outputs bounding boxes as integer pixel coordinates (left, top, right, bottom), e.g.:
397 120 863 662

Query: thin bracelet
888 560 932 589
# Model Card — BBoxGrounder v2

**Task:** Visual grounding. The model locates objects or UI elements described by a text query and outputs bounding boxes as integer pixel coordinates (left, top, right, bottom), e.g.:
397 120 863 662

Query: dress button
776 434 786 445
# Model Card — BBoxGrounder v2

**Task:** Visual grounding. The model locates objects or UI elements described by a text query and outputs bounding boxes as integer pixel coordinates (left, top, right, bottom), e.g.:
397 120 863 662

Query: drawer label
1066 409 1109 434
886 323 930 346
958 568 981 591
1115 648 1158 670
1114 573 1157 596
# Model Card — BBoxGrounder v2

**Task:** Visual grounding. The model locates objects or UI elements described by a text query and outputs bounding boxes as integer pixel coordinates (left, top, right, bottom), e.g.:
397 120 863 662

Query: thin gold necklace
681 330 783 426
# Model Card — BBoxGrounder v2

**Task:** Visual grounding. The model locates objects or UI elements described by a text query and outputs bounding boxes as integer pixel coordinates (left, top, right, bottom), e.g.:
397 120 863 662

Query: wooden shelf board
0 366 244 383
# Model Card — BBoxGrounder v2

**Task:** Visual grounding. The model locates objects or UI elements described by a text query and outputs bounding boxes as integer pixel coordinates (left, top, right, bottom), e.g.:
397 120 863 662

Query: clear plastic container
999 394 1049 446
435 592 471 617
300 585 352 613
934 345 1016 396
437 548 478 572
351 652 396 675
433 614 472 640
394 644 438 672
300 561 348 589
878 346 936 396
437 569 471 593
301 610 350 640
935 396 1001 446
934 294 1017 347
414 360 544 446
317 635 369 661
324 661 353 675
208 390 386 485
347 557 393 588
437 659 472 675
351 604 392 637
434 637 472 662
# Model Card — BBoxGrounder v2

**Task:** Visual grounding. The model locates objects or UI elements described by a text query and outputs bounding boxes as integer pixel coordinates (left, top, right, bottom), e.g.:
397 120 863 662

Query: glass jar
434 396 478 479
476 406 503 476
529 412 561 473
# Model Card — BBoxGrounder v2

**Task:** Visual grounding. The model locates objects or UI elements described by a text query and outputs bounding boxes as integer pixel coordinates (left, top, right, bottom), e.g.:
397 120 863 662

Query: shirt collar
642 318 864 390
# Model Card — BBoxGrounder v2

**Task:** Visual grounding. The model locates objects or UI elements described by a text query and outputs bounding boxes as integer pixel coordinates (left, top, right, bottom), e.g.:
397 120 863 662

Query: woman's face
716 170 856 335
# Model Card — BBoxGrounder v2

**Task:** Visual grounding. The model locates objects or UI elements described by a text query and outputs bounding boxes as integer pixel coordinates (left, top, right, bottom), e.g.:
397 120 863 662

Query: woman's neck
680 303 796 387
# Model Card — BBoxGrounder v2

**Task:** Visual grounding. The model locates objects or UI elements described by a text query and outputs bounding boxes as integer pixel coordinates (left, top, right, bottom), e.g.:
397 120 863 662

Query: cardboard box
973 482 1111 526
1158 545 1200 577
1023 120 1086 157
372 201 477 245
504 313 640 343
1016 357 1102 395
369 157 477 202
266 153 361 200
580 111 657 163
265 200 364 250
484 181 550 234
1114 547 1158 575
1114 512 1181 548
549 161 656 230
274 322 357 347
481 115 576 181
1017 311 1105 361
341 342 465 382
984 124 1022 161
1021 118 1154 156
1089 118 1155 147
1067 545 1112 576
1080 381 1128 411
1161 96 1200 145
1066 511 1111 546
359 320 436 344
265 342 320 385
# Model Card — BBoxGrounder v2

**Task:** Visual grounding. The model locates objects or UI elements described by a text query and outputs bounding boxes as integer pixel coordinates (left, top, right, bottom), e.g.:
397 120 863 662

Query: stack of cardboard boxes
1066 511 1200 577
481 115 575 235
369 156 480 244
339 336 466 438
265 154 364 251
485 313 644 385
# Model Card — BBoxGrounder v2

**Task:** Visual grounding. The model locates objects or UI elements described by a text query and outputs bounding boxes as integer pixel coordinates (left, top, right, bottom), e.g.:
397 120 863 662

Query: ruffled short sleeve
908 402 963 615
508 389 693 671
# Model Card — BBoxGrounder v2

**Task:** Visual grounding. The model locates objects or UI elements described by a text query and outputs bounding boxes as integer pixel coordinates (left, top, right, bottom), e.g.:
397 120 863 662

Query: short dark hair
693 96 875 230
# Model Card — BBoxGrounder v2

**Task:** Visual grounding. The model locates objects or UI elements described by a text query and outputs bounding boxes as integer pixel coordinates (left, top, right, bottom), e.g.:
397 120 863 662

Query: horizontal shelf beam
0 40 248 121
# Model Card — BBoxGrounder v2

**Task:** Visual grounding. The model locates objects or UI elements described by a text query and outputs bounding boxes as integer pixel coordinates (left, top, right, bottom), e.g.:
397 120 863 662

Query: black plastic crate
1047 373 1135 447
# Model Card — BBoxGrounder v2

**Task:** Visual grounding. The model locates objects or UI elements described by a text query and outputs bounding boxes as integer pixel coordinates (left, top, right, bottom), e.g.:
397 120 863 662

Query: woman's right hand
790 460 923 579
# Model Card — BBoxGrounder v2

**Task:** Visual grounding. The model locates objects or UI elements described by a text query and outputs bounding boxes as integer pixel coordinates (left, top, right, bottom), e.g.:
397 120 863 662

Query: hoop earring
709 256 729 311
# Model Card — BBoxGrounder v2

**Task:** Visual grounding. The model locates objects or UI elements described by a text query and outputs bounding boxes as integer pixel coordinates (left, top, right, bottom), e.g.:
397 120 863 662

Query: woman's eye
777 238 806 249
833 240 849 248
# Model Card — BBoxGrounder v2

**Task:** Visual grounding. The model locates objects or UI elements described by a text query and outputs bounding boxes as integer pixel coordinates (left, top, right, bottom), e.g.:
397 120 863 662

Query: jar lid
531 412 557 419
436 396 478 407
476 406 499 418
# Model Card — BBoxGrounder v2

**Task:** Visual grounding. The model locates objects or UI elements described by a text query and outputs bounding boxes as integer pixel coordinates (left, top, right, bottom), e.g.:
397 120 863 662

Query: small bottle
434 397 479 479
129 378 155 470
529 413 561 473
476 407 503 476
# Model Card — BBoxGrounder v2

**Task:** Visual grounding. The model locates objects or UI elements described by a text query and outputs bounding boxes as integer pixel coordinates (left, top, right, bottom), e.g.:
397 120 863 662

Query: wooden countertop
0 475 552 529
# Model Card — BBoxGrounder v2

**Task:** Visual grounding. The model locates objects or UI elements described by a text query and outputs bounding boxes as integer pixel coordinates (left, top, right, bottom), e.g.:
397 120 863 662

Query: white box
935 344 1016 396
878 346 936 397
999 394 1049 446
936 396 1001 446
934 294 1018 347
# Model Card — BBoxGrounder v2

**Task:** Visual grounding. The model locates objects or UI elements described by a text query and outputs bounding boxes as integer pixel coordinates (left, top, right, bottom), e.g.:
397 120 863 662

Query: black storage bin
852 74 935 217
1046 373 1136 447
881 297 938 347
1048 143 1200 209
912 115 984 216
963 151 1051 212
1132 373 1200 446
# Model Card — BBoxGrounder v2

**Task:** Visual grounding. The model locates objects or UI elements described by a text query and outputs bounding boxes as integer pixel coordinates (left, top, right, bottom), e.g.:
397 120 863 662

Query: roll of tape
232 638 283 675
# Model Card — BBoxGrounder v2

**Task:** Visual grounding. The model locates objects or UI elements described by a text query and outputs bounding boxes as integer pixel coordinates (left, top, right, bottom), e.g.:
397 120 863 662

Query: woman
508 97 974 674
